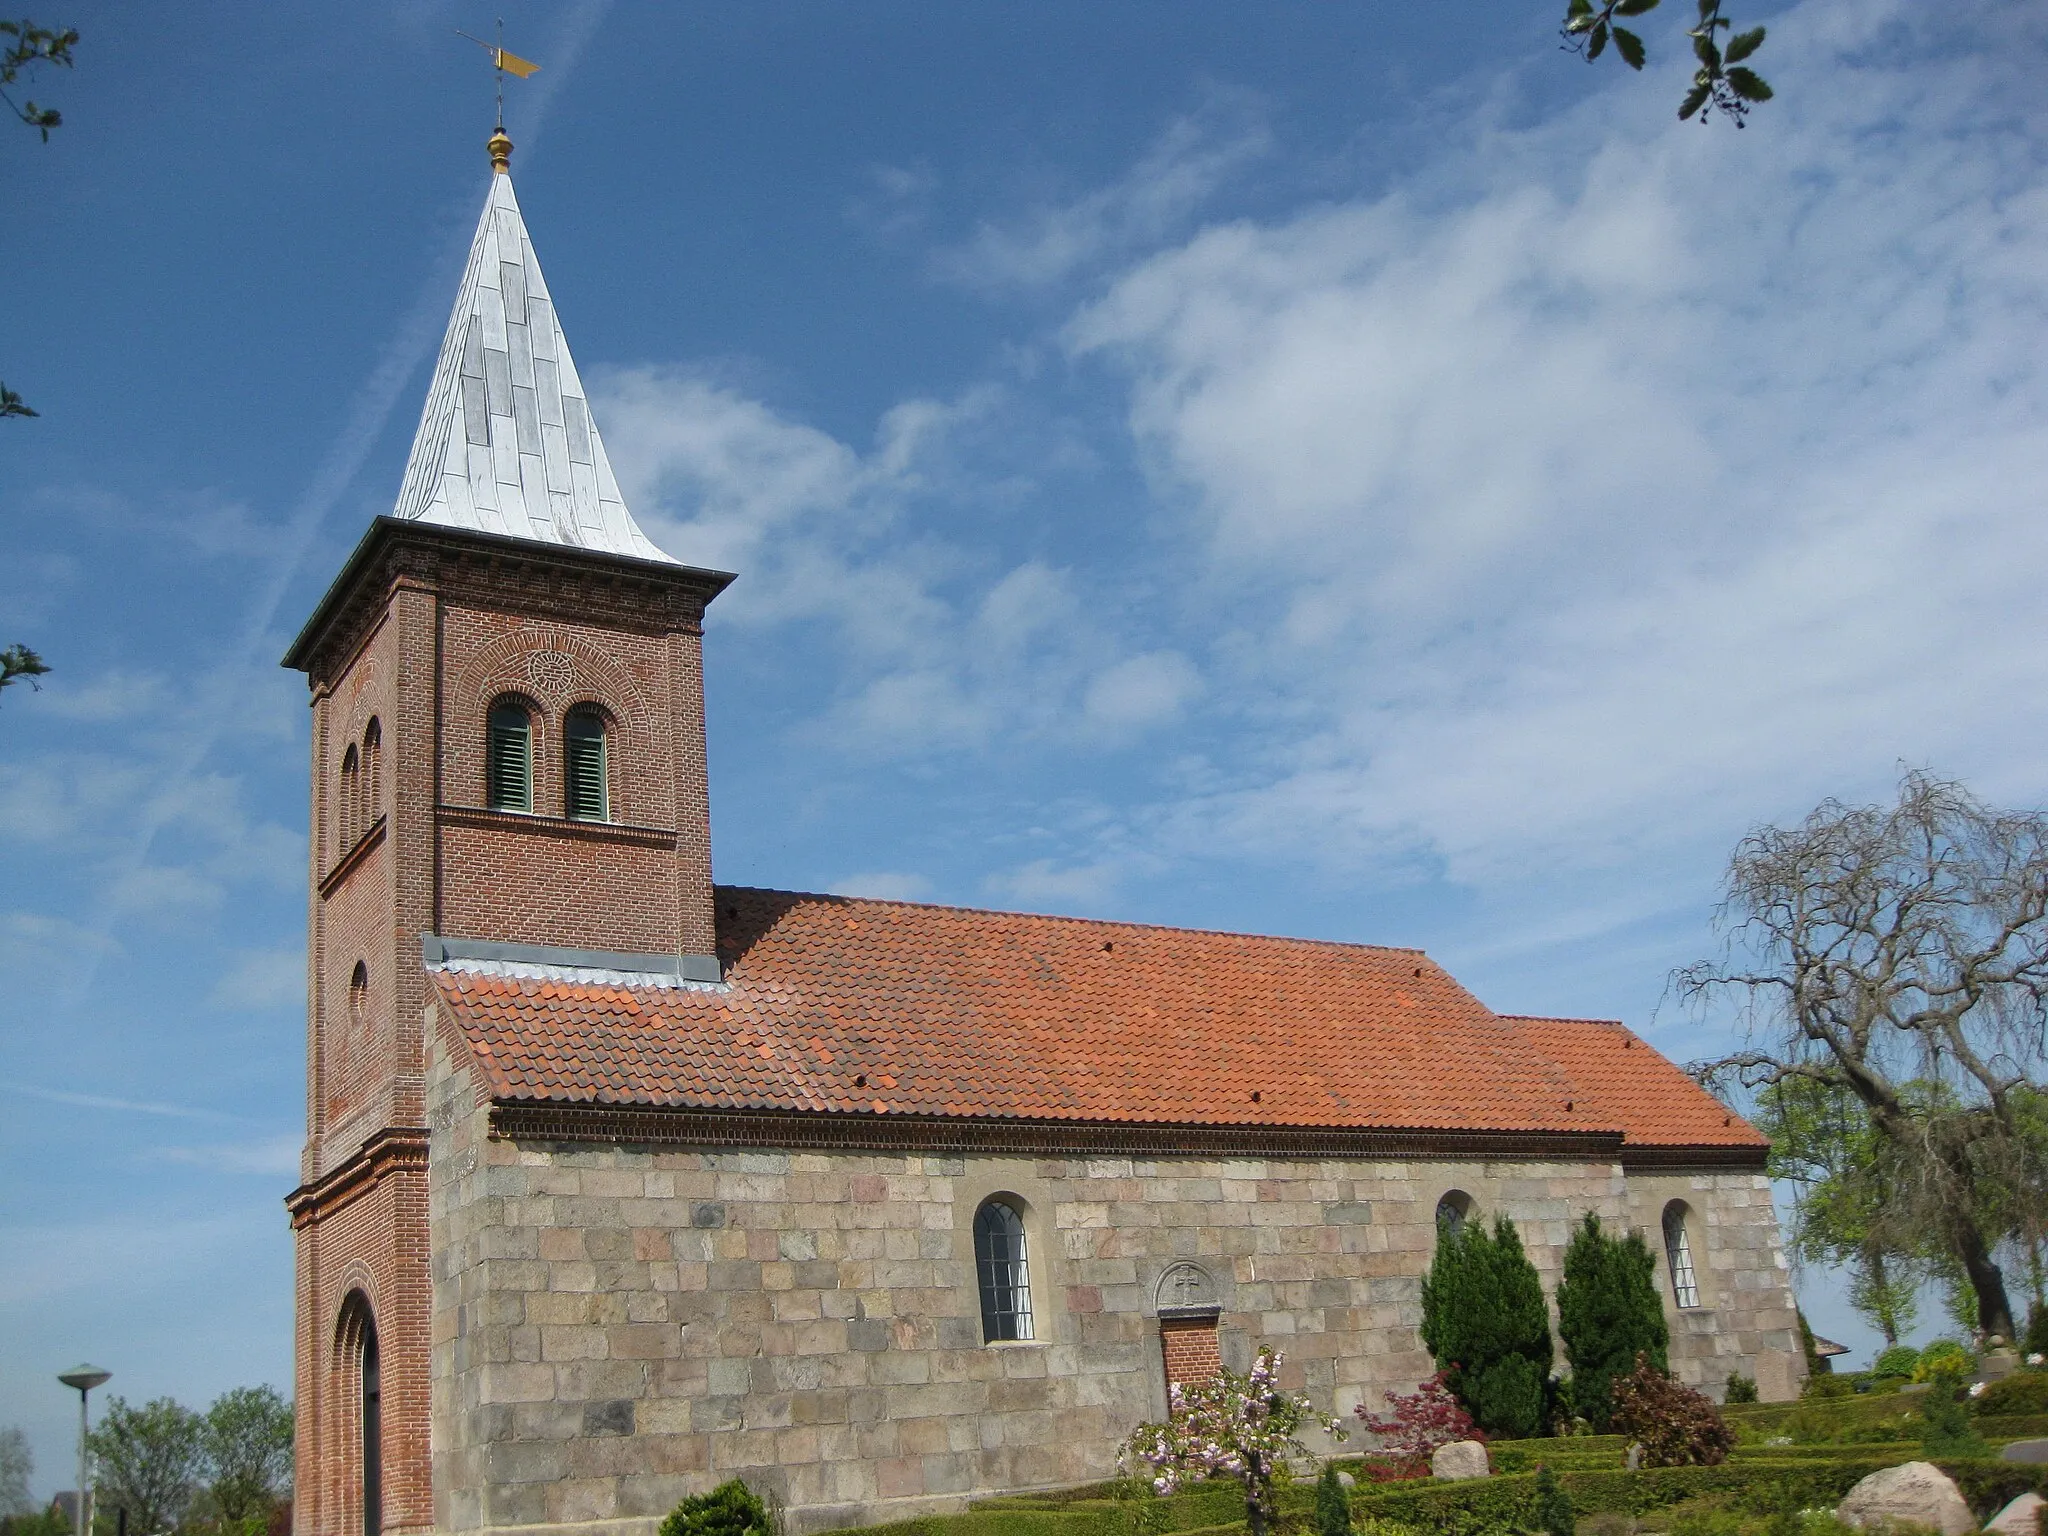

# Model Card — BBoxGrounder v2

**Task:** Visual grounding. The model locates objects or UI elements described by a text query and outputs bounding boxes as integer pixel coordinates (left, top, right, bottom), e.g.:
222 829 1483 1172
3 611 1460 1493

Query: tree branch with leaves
1564 0 1771 124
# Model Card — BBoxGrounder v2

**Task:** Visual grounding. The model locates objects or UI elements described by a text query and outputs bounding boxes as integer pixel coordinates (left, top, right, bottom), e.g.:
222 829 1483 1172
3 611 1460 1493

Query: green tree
1562 0 1770 124
198 1387 293 1532
86 1397 205 1536
1313 1463 1350 1536
1420 1213 1554 1439
0 1429 31 1518
1688 772 2048 1342
1555 1213 1669 1431
1 645 49 703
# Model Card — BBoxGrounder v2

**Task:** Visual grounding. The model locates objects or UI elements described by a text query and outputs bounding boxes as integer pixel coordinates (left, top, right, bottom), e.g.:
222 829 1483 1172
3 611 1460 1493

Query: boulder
1836 1461 1974 1536
1984 1491 2045 1536
1431 1440 1490 1481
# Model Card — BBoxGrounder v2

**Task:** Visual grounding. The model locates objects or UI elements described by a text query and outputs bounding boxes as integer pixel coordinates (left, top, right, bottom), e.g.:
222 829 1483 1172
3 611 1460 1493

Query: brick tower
283 129 731 1536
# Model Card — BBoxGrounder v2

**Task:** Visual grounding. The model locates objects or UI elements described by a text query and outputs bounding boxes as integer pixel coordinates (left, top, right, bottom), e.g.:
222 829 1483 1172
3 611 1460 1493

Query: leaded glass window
974 1198 1033 1342
1664 1202 1700 1309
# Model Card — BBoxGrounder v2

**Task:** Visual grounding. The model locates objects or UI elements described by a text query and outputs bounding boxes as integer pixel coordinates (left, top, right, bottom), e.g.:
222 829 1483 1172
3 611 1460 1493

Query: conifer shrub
2024 1300 2048 1359
1606 1354 1735 1467
1419 1215 1554 1440
1797 1308 1830 1378
1532 1465 1574 1536
659 1481 774 1536
1723 1375 1759 1404
1555 1215 1669 1432
1313 1464 1351 1536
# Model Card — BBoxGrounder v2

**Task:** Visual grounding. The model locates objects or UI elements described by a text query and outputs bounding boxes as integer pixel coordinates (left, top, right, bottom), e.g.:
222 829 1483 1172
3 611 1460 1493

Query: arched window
349 961 369 1027
339 744 360 849
337 1293 381 1536
486 699 533 813
1663 1202 1701 1309
361 719 382 829
563 707 609 822
974 1198 1034 1342
1436 1190 1474 1237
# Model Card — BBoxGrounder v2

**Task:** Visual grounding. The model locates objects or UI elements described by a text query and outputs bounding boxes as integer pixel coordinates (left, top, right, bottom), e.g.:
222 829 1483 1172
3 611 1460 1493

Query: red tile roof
1502 1014 1765 1151
430 887 1756 1150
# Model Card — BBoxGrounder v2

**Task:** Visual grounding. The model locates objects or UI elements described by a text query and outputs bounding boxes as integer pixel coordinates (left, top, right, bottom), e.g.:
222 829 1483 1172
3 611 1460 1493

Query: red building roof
431 886 1761 1154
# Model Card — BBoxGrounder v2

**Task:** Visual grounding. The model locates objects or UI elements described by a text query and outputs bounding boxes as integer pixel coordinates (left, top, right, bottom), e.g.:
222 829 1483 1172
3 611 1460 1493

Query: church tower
283 130 732 1536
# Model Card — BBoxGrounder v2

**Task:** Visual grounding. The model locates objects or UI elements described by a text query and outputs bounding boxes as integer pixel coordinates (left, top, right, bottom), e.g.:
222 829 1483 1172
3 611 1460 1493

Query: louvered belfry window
974 1198 1034 1342
564 708 609 822
486 701 533 812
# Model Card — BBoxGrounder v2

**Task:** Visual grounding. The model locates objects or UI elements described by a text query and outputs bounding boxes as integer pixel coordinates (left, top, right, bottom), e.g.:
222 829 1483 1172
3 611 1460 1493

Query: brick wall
291 523 731 1536
1158 1320 1221 1389
425 1034 1804 1536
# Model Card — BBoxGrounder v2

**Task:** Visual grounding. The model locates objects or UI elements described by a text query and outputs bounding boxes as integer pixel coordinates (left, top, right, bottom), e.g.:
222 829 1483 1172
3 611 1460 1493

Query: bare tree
1686 770 2048 1341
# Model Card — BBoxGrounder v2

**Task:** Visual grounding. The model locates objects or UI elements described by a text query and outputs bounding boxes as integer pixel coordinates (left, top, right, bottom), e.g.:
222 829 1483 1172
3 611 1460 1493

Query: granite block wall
427 1043 1803 1536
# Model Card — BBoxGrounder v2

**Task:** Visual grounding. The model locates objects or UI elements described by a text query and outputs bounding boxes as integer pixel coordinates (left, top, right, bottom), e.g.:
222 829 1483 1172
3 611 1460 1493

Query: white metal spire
391 163 676 564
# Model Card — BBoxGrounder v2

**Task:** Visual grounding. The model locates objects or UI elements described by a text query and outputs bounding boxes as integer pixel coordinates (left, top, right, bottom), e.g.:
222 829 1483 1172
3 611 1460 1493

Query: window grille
974 1199 1033 1342
564 709 609 822
1664 1204 1700 1309
487 702 532 812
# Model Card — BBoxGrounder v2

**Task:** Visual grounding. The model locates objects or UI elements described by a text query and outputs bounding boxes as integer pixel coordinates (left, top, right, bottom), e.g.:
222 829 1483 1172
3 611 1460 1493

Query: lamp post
56 1366 111 1536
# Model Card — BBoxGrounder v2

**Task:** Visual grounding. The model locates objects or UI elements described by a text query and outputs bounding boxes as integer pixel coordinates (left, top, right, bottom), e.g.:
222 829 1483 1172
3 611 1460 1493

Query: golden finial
488 127 514 173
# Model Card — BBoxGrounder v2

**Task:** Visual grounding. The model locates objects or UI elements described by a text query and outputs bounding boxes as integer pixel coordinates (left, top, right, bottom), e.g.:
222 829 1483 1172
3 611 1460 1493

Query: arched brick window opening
974 1197 1033 1342
486 698 534 813
339 744 360 850
1663 1201 1701 1309
361 718 382 829
1436 1189 1474 1238
563 706 610 822
336 1292 382 1536
348 962 369 1030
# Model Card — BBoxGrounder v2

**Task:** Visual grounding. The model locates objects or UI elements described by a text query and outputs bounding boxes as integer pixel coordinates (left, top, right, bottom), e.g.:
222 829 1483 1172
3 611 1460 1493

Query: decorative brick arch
447 626 660 825
330 655 385 865
331 1283 381 1536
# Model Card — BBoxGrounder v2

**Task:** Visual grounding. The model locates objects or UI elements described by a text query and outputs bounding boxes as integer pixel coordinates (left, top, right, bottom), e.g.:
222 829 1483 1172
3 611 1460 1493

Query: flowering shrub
1355 1373 1482 1457
1121 1349 1345 1536
1912 1339 1977 1383
1606 1353 1736 1467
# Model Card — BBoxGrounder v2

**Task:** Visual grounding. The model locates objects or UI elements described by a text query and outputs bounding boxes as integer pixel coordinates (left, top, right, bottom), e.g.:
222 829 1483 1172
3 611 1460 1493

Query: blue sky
4 0 2046 1493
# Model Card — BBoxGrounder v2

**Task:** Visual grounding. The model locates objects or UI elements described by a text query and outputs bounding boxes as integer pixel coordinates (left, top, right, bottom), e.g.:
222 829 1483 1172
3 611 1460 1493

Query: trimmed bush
1420 1215 1554 1440
1976 1372 2048 1416
660 1481 774 1536
1724 1375 1759 1405
1870 1345 1920 1380
1556 1215 1668 1432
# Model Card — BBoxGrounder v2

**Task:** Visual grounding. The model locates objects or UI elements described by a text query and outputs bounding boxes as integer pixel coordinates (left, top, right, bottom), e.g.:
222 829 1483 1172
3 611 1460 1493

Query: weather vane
455 18 540 135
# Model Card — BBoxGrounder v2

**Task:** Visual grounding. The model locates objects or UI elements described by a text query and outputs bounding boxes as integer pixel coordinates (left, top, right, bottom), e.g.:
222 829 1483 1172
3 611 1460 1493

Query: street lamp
56 1366 111 1536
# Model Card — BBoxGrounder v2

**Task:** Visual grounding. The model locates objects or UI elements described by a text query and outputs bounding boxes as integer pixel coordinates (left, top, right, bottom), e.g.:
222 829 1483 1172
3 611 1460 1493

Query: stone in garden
1984 1492 2045 1536
1432 1441 1490 1480
1336 1472 1355 1490
2001 1438 2048 1464
1981 1349 2019 1381
1835 1461 1974 1536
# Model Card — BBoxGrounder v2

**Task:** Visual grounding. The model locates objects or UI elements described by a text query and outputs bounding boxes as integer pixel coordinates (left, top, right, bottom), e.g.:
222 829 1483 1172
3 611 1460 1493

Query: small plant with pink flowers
1121 1349 1345 1536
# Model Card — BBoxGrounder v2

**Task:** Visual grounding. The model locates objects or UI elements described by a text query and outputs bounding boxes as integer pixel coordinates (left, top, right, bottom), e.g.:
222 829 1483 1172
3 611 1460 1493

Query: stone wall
427 1040 1804 1536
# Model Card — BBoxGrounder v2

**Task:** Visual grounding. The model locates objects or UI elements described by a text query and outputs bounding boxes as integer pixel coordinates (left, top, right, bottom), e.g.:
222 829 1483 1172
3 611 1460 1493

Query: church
283 131 1806 1536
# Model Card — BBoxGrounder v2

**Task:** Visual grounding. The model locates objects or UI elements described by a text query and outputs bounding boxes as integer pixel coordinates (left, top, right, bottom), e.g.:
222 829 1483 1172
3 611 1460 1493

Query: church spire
389 142 676 564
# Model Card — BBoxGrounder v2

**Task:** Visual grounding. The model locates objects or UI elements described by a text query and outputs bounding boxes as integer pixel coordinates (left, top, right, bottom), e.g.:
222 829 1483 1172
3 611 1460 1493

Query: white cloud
1066 0 2048 891
1084 650 1201 732
210 947 304 1012
935 95 1272 291
985 857 1128 911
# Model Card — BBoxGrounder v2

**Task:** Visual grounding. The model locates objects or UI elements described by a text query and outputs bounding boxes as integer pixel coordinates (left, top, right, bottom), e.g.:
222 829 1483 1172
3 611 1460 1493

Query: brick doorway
1160 1313 1222 1392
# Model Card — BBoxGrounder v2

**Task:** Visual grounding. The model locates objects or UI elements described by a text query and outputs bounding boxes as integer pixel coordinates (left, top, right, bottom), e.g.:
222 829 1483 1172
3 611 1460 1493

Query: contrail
67 0 616 1002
